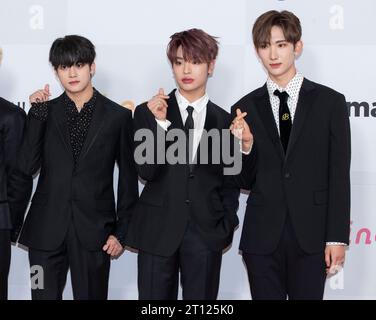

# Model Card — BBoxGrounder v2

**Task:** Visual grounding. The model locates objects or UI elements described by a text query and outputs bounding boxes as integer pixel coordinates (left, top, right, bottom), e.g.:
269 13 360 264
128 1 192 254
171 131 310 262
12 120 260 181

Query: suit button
284 172 291 179
185 199 191 205
189 174 195 179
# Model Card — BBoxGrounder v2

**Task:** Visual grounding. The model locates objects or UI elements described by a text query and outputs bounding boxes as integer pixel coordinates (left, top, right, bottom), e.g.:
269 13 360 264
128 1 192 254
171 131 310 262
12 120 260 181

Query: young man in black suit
231 10 351 299
18 35 139 300
127 29 239 300
0 97 32 300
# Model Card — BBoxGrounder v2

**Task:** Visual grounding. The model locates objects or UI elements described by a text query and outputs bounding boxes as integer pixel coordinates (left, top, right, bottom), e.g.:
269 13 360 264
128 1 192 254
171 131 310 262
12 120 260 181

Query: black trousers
138 222 222 300
0 229 11 300
243 216 326 300
28 220 110 300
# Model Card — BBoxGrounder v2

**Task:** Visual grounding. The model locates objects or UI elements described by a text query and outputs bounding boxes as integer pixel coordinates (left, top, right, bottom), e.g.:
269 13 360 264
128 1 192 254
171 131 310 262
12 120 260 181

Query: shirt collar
175 89 209 115
266 72 304 101
64 87 98 110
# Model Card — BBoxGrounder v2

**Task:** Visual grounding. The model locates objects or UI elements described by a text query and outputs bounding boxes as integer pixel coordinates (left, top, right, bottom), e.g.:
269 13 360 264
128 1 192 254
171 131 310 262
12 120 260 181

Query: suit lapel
78 93 108 162
254 85 284 160
166 89 184 130
194 101 217 167
51 94 74 161
203 101 217 132
285 78 316 161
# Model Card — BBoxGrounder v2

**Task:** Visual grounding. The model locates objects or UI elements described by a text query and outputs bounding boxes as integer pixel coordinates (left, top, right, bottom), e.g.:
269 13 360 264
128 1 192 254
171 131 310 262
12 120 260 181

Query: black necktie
184 106 194 168
184 106 194 134
274 90 291 153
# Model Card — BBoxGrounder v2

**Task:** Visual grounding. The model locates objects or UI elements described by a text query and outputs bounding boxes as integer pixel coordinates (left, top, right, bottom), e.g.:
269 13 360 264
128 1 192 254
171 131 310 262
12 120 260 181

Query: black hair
49 35 96 70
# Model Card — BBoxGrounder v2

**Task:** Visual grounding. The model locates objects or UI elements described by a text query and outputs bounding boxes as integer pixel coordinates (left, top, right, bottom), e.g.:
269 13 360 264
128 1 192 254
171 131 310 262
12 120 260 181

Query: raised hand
29 84 51 104
230 108 253 153
146 88 170 121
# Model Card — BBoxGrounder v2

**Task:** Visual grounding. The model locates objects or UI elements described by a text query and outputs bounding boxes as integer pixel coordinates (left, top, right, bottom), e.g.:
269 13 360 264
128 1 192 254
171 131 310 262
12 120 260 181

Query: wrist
242 140 252 153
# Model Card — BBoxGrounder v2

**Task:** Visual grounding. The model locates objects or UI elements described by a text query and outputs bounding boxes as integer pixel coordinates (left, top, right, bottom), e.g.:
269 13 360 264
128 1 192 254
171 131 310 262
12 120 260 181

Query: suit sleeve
220 124 240 228
114 111 139 243
18 103 48 176
326 93 351 244
5 109 32 242
133 103 167 181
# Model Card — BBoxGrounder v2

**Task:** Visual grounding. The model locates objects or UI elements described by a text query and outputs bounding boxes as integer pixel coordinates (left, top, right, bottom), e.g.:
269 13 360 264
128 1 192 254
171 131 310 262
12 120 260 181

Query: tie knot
186 106 194 116
273 90 289 103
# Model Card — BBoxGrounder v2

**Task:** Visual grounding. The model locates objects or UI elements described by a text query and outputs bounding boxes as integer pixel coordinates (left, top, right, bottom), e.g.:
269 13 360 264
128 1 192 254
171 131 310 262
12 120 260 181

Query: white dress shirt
156 89 208 161
266 71 304 133
242 72 303 154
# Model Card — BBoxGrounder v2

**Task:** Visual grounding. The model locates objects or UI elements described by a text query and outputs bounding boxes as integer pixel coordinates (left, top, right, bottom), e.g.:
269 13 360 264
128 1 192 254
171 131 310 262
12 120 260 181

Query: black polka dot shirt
64 89 97 164
29 89 98 164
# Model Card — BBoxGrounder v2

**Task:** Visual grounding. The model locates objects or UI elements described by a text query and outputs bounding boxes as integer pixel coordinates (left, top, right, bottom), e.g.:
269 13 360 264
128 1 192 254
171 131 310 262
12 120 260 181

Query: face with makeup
256 25 302 86
55 62 95 96
172 46 215 101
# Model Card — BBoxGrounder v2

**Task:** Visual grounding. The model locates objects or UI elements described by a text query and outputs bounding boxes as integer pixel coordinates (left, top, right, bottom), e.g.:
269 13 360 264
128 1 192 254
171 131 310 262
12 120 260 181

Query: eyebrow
259 39 287 46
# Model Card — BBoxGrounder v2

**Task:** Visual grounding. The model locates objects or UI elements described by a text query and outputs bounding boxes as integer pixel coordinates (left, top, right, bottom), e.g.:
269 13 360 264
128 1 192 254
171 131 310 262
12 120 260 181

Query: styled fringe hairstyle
49 35 96 70
252 10 302 48
167 28 219 65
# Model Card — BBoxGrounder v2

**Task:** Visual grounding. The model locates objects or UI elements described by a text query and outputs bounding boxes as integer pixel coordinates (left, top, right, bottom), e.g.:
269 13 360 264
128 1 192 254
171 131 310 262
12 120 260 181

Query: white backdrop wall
1 0 375 299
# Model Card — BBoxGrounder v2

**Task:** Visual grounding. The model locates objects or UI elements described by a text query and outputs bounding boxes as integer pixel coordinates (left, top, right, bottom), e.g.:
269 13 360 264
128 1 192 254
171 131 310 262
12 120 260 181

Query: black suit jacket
126 90 239 257
0 98 32 242
18 92 139 251
233 79 351 255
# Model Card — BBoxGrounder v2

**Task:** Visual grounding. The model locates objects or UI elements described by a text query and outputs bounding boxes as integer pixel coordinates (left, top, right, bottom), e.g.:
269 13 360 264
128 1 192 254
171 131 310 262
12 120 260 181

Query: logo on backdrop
348 101 376 117
329 5 345 30
276 2 345 31
15 98 374 117
0 2 67 44
29 5 44 30
13 98 136 112
350 220 376 245
12 101 27 111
